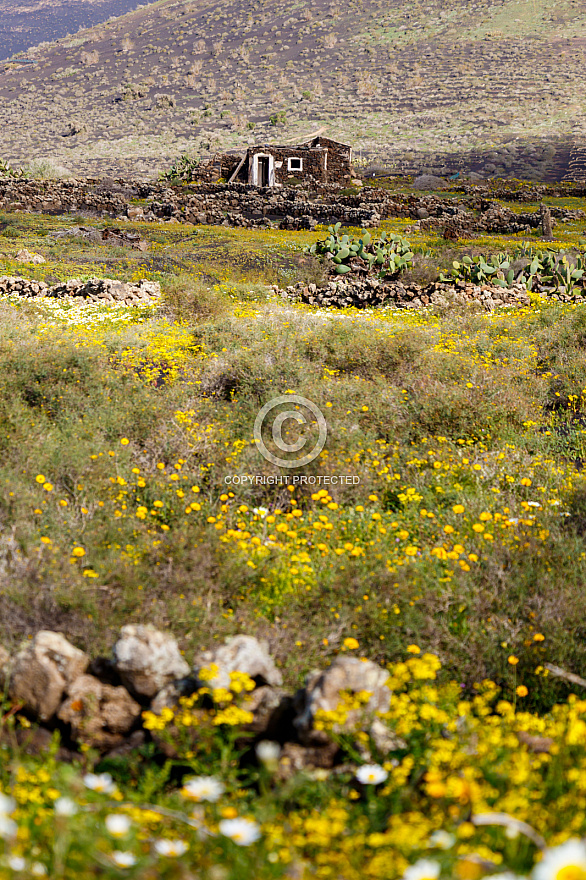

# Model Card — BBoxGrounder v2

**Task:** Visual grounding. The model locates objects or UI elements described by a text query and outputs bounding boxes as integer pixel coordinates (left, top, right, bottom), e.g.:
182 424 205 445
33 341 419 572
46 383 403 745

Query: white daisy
403 859 441 880
533 839 586 880
83 773 117 795
54 797 78 817
485 874 523 880
219 817 262 846
31 864 48 876
154 839 189 857
255 740 281 765
112 852 137 868
428 830 456 850
0 814 18 839
181 776 225 802
0 793 16 815
105 814 132 837
7 856 26 872
355 764 389 785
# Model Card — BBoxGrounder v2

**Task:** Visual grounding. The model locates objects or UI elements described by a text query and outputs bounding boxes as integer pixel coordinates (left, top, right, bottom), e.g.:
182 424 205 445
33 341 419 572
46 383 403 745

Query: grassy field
2 196 586 878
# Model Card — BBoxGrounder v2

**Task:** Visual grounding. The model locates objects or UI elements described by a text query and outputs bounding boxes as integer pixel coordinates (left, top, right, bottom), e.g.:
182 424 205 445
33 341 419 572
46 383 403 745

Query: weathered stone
195 635 283 688
278 741 340 776
0 275 159 305
149 675 200 715
16 248 45 264
294 655 391 745
113 624 190 699
58 674 142 749
8 631 89 721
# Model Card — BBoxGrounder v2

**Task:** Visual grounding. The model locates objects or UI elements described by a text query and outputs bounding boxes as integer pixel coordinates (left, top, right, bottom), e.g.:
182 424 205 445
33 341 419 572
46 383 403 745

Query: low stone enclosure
0 628 392 770
0 276 160 305
1 177 585 234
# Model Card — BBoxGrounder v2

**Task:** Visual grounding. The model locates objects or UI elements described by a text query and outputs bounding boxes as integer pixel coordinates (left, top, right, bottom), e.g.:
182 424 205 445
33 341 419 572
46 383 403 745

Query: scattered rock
294 656 392 746
8 631 89 721
113 625 190 699
245 686 291 738
149 674 200 716
58 674 142 749
100 227 148 250
15 248 45 264
195 634 283 689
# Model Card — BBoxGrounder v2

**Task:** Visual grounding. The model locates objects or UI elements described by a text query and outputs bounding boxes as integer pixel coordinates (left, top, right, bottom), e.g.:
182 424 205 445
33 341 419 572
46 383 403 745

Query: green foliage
305 223 414 279
269 110 287 126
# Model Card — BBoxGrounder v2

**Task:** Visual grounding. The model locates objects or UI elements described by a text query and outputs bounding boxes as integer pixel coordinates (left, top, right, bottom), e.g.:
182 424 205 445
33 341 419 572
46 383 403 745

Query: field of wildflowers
2 198 586 878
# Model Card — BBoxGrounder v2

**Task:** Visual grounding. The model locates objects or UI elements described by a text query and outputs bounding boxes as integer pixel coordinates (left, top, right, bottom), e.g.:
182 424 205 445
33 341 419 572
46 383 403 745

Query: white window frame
287 156 303 172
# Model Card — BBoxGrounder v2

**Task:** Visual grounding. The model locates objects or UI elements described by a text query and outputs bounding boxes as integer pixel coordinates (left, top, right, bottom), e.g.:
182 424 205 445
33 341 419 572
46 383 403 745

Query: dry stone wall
279 278 535 310
1 178 585 234
0 276 160 305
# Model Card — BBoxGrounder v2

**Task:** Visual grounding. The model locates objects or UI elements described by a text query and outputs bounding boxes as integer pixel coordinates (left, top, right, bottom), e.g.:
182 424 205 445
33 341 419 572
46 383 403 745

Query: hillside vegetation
1 171 586 877
1 0 586 177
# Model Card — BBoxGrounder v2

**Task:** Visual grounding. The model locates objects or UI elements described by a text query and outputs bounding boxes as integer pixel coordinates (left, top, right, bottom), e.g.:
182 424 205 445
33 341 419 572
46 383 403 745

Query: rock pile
0 627 392 770
0 276 160 305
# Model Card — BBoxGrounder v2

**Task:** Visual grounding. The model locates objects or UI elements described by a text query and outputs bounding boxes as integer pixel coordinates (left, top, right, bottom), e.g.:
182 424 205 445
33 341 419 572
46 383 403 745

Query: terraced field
1 0 586 178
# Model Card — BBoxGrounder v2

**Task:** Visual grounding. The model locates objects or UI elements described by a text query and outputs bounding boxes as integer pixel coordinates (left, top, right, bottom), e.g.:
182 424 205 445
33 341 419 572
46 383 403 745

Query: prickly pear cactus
305 224 414 279
0 158 24 179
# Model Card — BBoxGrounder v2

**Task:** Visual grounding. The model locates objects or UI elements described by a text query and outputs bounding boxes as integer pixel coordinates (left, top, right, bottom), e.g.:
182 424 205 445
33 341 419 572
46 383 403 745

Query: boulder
194 635 283 688
8 632 89 721
58 674 141 749
294 655 391 745
278 741 340 776
15 248 45 264
150 674 200 715
113 625 190 699
413 174 450 191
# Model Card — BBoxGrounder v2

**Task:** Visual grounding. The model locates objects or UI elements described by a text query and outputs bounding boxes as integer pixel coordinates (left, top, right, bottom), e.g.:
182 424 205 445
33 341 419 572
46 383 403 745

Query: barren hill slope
0 0 148 60
1 0 586 179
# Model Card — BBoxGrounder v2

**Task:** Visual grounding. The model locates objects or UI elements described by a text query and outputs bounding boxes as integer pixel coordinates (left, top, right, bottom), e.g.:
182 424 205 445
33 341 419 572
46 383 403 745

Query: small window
288 157 303 171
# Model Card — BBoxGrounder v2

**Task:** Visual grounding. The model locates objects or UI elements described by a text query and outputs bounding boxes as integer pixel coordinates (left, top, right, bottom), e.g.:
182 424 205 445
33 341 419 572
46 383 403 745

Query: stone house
226 136 355 187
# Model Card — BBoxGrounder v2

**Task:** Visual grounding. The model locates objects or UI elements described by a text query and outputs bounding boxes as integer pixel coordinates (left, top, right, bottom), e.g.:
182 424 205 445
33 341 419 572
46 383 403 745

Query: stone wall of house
309 137 354 183
246 146 327 185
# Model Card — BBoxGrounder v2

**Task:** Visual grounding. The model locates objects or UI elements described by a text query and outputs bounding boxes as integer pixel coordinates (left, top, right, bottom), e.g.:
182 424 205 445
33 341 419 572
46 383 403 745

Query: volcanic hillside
0 0 148 61
1 0 586 178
